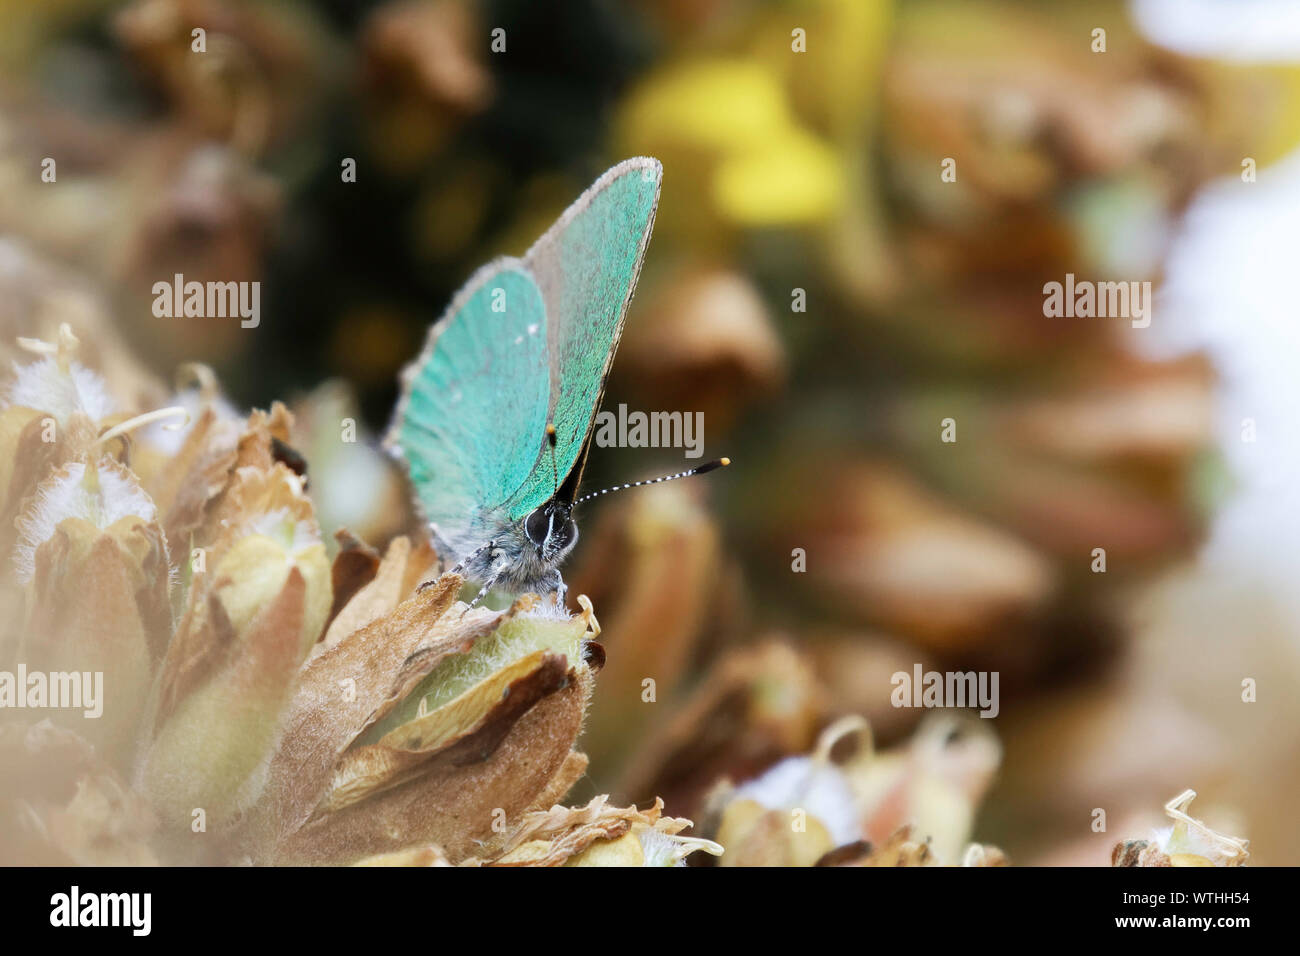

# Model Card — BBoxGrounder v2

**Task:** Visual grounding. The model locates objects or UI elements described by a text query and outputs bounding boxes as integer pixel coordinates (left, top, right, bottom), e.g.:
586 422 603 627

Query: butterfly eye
554 516 578 553
524 509 550 547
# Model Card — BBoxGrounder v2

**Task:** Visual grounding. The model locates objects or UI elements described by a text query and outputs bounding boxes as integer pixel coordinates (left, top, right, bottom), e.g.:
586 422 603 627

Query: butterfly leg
462 573 500 613
421 539 496 592
551 569 568 609
450 540 495 576
459 546 509 615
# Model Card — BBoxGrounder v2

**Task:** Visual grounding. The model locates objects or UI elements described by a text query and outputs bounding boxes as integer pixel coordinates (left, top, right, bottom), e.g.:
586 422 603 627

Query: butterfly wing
505 157 663 519
385 259 551 553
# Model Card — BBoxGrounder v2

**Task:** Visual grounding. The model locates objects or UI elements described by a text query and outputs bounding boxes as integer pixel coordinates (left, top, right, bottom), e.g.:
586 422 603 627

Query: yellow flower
616 59 843 232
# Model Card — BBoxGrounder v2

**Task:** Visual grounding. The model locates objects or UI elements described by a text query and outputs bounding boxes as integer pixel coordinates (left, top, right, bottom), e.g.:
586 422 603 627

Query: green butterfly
385 158 726 608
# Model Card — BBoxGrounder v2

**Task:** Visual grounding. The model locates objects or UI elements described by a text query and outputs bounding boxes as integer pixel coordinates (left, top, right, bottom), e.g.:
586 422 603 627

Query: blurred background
2 0 1299 864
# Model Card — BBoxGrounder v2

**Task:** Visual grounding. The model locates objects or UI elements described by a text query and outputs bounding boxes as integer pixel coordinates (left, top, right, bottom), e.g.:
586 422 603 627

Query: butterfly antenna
546 423 559 496
574 457 731 507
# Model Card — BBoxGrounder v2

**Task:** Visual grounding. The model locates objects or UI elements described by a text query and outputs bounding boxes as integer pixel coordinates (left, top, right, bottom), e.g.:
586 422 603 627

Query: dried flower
465 795 721 867
614 639 825 813
0 328 716 866
136 406 331 835
1112 790 1248 867
17 456 171 759
0 721 157 866
1 326 131 563
702 713 1002 867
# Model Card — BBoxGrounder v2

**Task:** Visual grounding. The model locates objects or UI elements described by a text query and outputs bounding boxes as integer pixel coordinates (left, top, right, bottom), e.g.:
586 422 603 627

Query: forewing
386 260 550 549
506 157 663 518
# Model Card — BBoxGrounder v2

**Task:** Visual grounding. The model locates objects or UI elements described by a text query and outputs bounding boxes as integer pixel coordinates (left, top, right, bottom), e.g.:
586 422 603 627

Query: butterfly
385 158 728 609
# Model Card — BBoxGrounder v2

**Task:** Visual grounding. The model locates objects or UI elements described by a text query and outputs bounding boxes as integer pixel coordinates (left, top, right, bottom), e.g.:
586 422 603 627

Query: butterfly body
386 158 664 606
444 498 577 606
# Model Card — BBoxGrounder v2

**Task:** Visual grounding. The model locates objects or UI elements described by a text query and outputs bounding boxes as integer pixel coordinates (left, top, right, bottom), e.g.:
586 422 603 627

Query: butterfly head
523 500 578 562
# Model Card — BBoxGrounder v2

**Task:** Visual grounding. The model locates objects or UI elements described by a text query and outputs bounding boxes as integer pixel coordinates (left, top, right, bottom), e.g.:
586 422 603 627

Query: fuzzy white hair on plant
12 461 156 582
247 501 322 558
636 827 724 867
6 357 115 425
731 755 862 848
